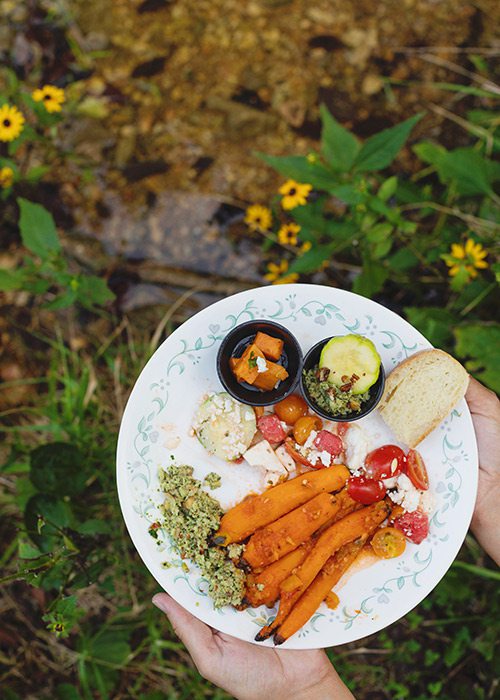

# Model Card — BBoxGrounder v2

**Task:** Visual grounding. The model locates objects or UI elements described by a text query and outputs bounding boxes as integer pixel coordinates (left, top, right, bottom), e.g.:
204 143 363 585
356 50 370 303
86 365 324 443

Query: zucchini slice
319 335 381 394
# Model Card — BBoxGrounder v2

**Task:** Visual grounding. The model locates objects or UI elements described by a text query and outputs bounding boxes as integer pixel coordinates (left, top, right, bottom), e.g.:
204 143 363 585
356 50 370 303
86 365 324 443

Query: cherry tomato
347 476 386 504
274 395 308 425
371 527 406 558
284 438 322 469
364 445 406 480
257 414 287 444
337 422 350 438
293 416 323 445
394 510 429 544
406 449 429 491
313 430 343 456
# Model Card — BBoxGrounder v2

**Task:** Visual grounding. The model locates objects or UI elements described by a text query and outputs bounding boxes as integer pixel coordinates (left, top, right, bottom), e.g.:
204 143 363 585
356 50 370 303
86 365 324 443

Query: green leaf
404 307 455 348
413 141 447 166
17 198 61 260
319 104 360 172
353 258 388 297
328 184 365 205
389 248 419 271
353 113 424 172
255 153 337 190
76 275 115 307
454 323 500 392
289 244 334 274
366 222 393 243
88 629 131 666
0 268 25 290
438 147 496 196
30 442 87 496
44 289 78 310
26 165 51 182
378 175 398 201
24 494 73 552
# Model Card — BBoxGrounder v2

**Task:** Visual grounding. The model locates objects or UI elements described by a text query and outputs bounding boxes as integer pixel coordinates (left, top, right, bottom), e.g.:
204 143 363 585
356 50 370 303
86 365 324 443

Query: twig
418 54 500 95
149 285 205 353
428 103 495 155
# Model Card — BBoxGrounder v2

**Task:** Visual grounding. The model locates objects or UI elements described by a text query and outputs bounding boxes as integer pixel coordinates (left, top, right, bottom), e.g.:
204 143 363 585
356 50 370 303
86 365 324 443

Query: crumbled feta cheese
344 424 369 473
383 476 398 489
256 356 268 373
303 430 318 450
244 440 288 475
320 450 331 467
419 490 435 515
245 411 254 421
275 444 296 473
388 473 421 512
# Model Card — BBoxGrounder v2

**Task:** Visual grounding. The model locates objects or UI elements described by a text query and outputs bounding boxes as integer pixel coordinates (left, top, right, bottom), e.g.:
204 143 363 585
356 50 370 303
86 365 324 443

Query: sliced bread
378 349 469 448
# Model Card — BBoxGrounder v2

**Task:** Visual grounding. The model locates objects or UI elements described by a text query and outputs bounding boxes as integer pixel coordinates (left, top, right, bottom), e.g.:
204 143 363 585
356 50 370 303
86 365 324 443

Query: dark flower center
3 119 11 127
288 187 296 195
43 94 51 100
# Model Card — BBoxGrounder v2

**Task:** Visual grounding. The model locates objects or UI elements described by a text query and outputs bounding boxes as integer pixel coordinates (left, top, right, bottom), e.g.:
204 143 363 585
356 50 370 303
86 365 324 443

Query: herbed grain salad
146 330 477 645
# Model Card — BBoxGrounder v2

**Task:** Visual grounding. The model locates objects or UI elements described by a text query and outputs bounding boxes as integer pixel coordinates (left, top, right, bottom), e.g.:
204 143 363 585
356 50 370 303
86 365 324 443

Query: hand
153 593 354 700
466 376 500 565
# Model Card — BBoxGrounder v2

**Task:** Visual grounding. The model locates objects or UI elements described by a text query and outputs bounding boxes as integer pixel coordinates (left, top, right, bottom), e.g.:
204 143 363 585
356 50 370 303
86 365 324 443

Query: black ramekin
299 336 386 421
216 320 303 407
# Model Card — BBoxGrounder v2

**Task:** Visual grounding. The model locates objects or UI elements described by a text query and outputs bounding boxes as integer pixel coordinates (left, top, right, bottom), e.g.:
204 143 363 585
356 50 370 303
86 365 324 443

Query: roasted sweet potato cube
253 361 288 391
232 343 265 385
254 332 284 361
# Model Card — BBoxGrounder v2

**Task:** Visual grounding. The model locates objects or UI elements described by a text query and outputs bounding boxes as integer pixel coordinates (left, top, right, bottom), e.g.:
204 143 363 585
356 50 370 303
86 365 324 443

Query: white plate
116 284 478 649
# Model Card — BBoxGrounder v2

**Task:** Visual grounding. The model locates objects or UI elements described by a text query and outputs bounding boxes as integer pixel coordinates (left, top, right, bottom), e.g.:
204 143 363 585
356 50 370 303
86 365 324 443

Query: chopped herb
247 351 258 369
204 472 222 490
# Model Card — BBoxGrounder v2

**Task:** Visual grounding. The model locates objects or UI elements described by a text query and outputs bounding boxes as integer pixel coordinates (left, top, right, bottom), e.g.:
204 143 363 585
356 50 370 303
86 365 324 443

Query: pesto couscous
303 365 370 417
159 464 245 608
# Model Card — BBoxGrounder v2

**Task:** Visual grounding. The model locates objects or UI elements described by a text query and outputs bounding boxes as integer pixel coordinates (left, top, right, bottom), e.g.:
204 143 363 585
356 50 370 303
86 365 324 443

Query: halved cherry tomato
257 414 287 444
293 416 323 445
406 449 429 491
371 527 406 558
364 445 406 480
284 438 321 469
274 394 308 425
314 430 343 456
394 510 429 544
347 476 386 504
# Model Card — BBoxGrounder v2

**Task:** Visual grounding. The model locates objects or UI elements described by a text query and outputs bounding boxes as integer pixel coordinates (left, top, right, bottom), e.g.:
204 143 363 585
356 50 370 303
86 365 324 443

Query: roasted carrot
244 539 314 608
232 343 265 384
273 537 368 644
214 465 350 546
241 492 341 569
255 501 390 641
252 361 289 391
254 331 284 361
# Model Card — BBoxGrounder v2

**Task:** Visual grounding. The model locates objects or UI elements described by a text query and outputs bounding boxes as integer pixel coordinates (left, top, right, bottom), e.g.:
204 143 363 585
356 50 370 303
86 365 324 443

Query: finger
152 593 217 670
465 376 498 416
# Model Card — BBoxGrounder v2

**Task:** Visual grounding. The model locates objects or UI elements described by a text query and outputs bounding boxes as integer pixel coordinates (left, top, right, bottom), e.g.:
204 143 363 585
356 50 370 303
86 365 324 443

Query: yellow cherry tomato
274 394 309 425
371 527 406 559
292 416 323 445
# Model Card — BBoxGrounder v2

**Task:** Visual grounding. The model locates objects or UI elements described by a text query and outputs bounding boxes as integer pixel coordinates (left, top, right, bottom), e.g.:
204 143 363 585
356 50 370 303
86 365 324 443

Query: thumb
152 593 216 670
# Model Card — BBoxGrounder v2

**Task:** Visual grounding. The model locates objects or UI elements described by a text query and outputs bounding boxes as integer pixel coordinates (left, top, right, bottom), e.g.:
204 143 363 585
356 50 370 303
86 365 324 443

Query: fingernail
152 594 170 613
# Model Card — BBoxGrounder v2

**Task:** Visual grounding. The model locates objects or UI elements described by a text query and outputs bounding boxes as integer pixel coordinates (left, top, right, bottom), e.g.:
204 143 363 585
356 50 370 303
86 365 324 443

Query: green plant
0 198 114 309
254 104 500 391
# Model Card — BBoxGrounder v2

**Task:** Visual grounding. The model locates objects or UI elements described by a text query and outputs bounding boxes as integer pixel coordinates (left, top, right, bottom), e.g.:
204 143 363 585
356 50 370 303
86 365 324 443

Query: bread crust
378 349 469 447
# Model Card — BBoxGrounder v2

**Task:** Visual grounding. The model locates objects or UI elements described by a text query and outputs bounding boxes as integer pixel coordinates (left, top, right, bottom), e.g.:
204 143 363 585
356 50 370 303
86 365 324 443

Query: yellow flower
274 272 299 285
32 85 66 113
0 166 14 188
278 222 301 246
445 238 488 278
299 241 312 254
265 260 299 285
244 204 272 232
0 104 25 142
279 180 312 210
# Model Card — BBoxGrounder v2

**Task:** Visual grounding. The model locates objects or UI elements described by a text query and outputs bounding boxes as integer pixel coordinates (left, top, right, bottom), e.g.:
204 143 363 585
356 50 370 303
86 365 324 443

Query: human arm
466 377 500 565
152 593 355 700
